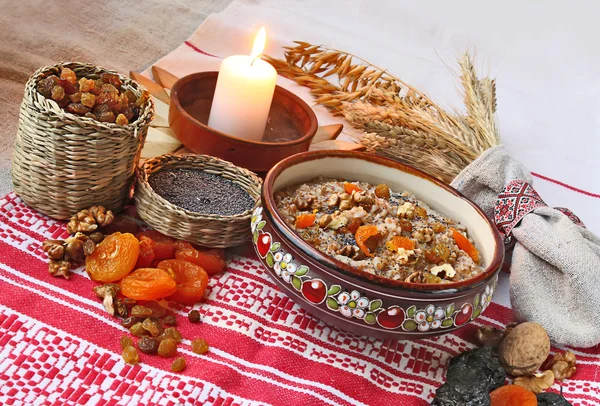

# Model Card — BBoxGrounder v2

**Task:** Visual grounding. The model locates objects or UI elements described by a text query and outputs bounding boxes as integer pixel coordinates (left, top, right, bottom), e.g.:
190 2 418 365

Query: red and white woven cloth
0 192 599 405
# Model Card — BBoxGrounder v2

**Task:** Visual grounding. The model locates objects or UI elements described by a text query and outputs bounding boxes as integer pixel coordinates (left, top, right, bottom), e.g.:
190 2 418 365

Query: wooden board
141 127 182 159
129 71 170 105
152 66 179 90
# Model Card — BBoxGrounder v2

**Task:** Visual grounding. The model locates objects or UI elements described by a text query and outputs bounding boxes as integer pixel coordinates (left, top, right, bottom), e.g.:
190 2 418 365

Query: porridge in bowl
275 177 484 284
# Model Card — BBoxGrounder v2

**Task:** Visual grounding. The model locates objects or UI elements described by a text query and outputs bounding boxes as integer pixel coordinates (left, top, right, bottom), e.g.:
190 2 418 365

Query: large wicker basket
12 62 154 220
135 154 262 248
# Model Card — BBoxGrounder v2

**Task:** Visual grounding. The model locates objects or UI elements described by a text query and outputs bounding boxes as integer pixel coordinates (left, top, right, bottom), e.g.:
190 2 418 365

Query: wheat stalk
264 44 500 183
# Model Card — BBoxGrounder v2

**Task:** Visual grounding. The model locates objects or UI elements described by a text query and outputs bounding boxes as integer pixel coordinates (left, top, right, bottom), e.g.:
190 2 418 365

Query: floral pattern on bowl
251 205 497 333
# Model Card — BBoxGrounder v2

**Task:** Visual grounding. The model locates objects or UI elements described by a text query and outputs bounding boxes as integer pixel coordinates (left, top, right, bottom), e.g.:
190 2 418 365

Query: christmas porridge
274 178 484 284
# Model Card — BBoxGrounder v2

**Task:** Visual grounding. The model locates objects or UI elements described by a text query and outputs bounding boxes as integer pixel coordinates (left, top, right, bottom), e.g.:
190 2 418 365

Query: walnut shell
498 322 550 376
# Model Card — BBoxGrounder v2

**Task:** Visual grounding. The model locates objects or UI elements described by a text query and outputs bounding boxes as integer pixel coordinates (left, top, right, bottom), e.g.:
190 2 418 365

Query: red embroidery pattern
495 180 585 243
494 180 547 243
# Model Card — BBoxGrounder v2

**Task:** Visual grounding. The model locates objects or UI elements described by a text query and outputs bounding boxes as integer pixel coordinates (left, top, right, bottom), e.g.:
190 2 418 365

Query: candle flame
250 27 267 61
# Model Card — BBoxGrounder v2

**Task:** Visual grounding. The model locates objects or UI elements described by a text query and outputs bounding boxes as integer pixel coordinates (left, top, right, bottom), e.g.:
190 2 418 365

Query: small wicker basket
135 154 262 248
12 62 154 220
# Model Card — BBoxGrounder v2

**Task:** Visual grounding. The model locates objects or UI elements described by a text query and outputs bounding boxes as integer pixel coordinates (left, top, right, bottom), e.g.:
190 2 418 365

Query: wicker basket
12 62 154 220
135 154 263 248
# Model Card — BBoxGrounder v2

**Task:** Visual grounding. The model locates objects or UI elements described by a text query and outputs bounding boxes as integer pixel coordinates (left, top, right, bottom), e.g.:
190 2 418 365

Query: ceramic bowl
169 72 318 173
251 150 504 339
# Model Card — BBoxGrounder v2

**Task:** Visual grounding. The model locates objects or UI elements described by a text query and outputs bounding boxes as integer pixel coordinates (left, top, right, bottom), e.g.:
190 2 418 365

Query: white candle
208 27 277 141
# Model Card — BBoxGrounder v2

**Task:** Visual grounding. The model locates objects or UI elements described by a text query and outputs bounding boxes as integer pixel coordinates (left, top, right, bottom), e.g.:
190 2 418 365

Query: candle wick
251 54 262 66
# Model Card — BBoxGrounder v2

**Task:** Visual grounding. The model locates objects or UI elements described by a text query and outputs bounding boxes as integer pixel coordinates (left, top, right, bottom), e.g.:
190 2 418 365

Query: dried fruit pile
42 206 228 372
432 321 575 405
36 67 149 125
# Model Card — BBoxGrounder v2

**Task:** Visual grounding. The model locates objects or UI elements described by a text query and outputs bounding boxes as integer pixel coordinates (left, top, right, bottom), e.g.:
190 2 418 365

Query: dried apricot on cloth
490 385 537 406
120 268 177 301
86 233 139 282
135 235 156 269
158 259 208 305
174 245 226 275
451 228 480 264
138 230 175 260
295 213 316 229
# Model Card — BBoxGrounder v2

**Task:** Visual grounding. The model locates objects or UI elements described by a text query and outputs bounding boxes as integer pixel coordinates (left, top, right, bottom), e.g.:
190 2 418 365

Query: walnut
42 240 65 260
514 370 555 394
89 206 114 227
48 260 71 279
93 283 120 316
339 199 353 211
498 322 550 376
318 214 332 228
327 194 339 207
412 227 434 243
65 233 96 263
337 245 360 259
546 351 576 380
67 206 114 234
405 271 424 283
351 191 375 206
397 202 415 218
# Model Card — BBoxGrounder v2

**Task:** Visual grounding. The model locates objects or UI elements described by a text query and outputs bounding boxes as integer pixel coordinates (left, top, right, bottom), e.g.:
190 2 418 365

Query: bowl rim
262 150 505 293
170 71 318 147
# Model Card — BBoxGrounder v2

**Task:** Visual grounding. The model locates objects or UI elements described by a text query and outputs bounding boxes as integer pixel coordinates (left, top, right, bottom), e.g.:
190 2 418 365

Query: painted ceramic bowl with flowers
251 150 504 339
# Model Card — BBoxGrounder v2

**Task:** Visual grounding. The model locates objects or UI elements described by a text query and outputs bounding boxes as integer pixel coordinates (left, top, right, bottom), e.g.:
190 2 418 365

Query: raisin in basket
135 154 262 248
11 62 154 220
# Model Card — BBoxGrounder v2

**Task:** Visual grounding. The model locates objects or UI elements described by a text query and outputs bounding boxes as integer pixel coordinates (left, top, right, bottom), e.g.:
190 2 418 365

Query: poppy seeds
149 168 254 216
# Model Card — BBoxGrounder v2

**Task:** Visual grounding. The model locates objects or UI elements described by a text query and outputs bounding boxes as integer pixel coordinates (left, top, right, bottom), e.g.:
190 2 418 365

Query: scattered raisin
60 68 77 85
399 218 413 233
188 310 201 323
161 327 182 343
432 222 447 233
120 335 134 349
59 79 76 94
191 338 209 355
116 113 128 125
37 75 60 97
121 316 140 329
157 338 177 358
51 85 65 101
115 298 128 318
122 346 140 364
144 301 166 318
347 218 362 234
84 112 97 120
66 103 91 115
129 322 147 337
123 298 138 309
141 318 163 337
125 89 136 103
374 184 391 200
171 357 186 372
131 305 153 318
162 315 177 326
81 93 96 108
137 337 159 354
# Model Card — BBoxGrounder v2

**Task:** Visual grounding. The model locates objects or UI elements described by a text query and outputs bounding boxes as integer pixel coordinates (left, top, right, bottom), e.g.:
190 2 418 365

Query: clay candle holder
169 72 318 173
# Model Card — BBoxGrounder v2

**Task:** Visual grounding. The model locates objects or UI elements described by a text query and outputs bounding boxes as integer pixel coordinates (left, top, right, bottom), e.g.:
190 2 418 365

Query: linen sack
451 146 600 347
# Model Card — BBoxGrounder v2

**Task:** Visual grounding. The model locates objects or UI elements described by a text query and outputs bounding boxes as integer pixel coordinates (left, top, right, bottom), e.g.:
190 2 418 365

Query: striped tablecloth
0 192 599 405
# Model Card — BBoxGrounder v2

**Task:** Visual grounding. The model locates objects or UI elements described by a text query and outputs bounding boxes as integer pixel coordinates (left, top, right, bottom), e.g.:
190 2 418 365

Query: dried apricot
85 233 139 282
386 236 415 251
138 230 175 259
343 182 362 195
120 268 177 301
490 385 537 406
135 235 156 269
295 213 316 229
158 259 209 305
174 246 226 275
451 229 480 264
355 225 380 257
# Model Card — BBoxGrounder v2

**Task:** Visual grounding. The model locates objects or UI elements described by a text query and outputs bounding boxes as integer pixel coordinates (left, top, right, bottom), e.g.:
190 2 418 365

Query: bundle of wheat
264 45 500 183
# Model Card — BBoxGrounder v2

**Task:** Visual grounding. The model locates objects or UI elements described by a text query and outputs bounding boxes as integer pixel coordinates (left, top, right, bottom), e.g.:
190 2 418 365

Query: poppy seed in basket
149 168 254 216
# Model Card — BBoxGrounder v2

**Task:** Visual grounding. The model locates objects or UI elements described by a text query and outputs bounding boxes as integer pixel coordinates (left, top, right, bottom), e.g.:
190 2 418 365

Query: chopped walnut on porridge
275 178 484 284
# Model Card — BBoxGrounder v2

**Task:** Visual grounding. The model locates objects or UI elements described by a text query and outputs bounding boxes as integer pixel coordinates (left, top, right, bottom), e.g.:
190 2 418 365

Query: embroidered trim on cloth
494 180 585 244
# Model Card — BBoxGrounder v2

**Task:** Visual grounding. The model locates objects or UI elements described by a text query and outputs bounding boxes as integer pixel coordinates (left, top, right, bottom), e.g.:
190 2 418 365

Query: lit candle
207 27 277 141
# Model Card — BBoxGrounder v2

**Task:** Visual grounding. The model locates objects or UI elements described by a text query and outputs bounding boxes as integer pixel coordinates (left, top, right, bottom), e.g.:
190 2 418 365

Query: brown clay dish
251 150 504 339
169 72 318 173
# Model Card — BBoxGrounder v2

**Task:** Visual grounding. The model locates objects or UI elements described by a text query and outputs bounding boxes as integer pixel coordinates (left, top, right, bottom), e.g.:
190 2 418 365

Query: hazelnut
498 322 550 376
